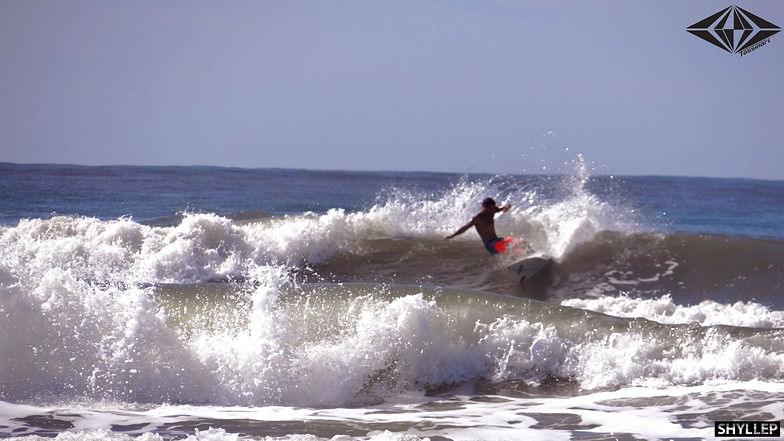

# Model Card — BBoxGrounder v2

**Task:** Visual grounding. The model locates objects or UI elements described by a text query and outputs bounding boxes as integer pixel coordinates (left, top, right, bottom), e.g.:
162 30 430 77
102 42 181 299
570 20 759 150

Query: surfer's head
482 198 496 208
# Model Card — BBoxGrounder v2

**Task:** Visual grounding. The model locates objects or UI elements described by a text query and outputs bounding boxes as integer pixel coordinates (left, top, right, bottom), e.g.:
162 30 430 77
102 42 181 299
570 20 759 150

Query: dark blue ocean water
2 163 783 238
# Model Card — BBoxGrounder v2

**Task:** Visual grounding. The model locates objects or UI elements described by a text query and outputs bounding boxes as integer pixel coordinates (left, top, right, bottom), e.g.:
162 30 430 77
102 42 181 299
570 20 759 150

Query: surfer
444 197 512 254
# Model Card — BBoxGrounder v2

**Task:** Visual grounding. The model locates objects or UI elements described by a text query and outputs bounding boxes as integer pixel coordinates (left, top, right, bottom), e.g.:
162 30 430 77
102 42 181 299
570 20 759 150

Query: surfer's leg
486 238 502 254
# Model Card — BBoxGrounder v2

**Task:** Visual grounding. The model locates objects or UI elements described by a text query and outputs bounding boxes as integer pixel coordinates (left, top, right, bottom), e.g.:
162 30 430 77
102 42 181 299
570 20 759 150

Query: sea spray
153 283 784 405
364 165 641 261
0 271 217 403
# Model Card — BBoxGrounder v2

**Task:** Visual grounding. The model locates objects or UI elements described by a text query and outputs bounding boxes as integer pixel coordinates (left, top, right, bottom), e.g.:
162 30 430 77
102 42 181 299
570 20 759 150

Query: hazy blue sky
2 1 783 179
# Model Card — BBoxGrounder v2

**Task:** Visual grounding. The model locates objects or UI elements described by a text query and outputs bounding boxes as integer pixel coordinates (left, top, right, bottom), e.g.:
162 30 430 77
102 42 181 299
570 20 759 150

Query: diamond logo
687 5 780 54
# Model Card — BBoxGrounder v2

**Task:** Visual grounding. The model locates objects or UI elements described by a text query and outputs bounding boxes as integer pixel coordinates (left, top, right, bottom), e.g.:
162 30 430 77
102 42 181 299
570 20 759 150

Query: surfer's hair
482 198 496 207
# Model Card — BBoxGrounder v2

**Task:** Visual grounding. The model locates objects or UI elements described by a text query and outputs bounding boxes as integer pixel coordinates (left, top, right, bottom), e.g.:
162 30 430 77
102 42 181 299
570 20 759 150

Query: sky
1 1 783 179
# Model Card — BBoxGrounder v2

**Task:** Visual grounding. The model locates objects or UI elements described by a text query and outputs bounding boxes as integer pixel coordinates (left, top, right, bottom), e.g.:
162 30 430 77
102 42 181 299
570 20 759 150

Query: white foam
563 293 784 328
6 382 784 440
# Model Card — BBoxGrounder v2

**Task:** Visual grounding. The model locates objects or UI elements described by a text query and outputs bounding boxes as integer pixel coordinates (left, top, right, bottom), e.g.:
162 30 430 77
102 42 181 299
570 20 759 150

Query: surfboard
506 256 550 284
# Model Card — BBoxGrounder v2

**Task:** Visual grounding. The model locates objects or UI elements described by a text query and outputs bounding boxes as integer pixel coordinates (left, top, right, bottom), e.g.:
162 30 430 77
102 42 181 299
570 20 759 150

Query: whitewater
1 162 783 440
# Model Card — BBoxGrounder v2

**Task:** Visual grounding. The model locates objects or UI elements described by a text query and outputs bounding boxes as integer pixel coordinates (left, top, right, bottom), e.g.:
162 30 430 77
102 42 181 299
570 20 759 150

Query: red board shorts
486 237 522 255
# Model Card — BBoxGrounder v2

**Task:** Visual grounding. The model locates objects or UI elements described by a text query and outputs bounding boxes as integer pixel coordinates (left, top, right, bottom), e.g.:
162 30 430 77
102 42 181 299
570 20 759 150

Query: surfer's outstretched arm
444 220 474 240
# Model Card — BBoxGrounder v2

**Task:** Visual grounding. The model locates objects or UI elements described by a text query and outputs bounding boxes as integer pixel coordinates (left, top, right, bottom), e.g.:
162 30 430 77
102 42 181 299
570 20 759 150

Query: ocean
1 162 783 440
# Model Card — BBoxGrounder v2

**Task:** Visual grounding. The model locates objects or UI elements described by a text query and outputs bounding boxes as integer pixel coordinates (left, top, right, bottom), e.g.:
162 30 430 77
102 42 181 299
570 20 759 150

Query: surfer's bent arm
444 220 474 240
